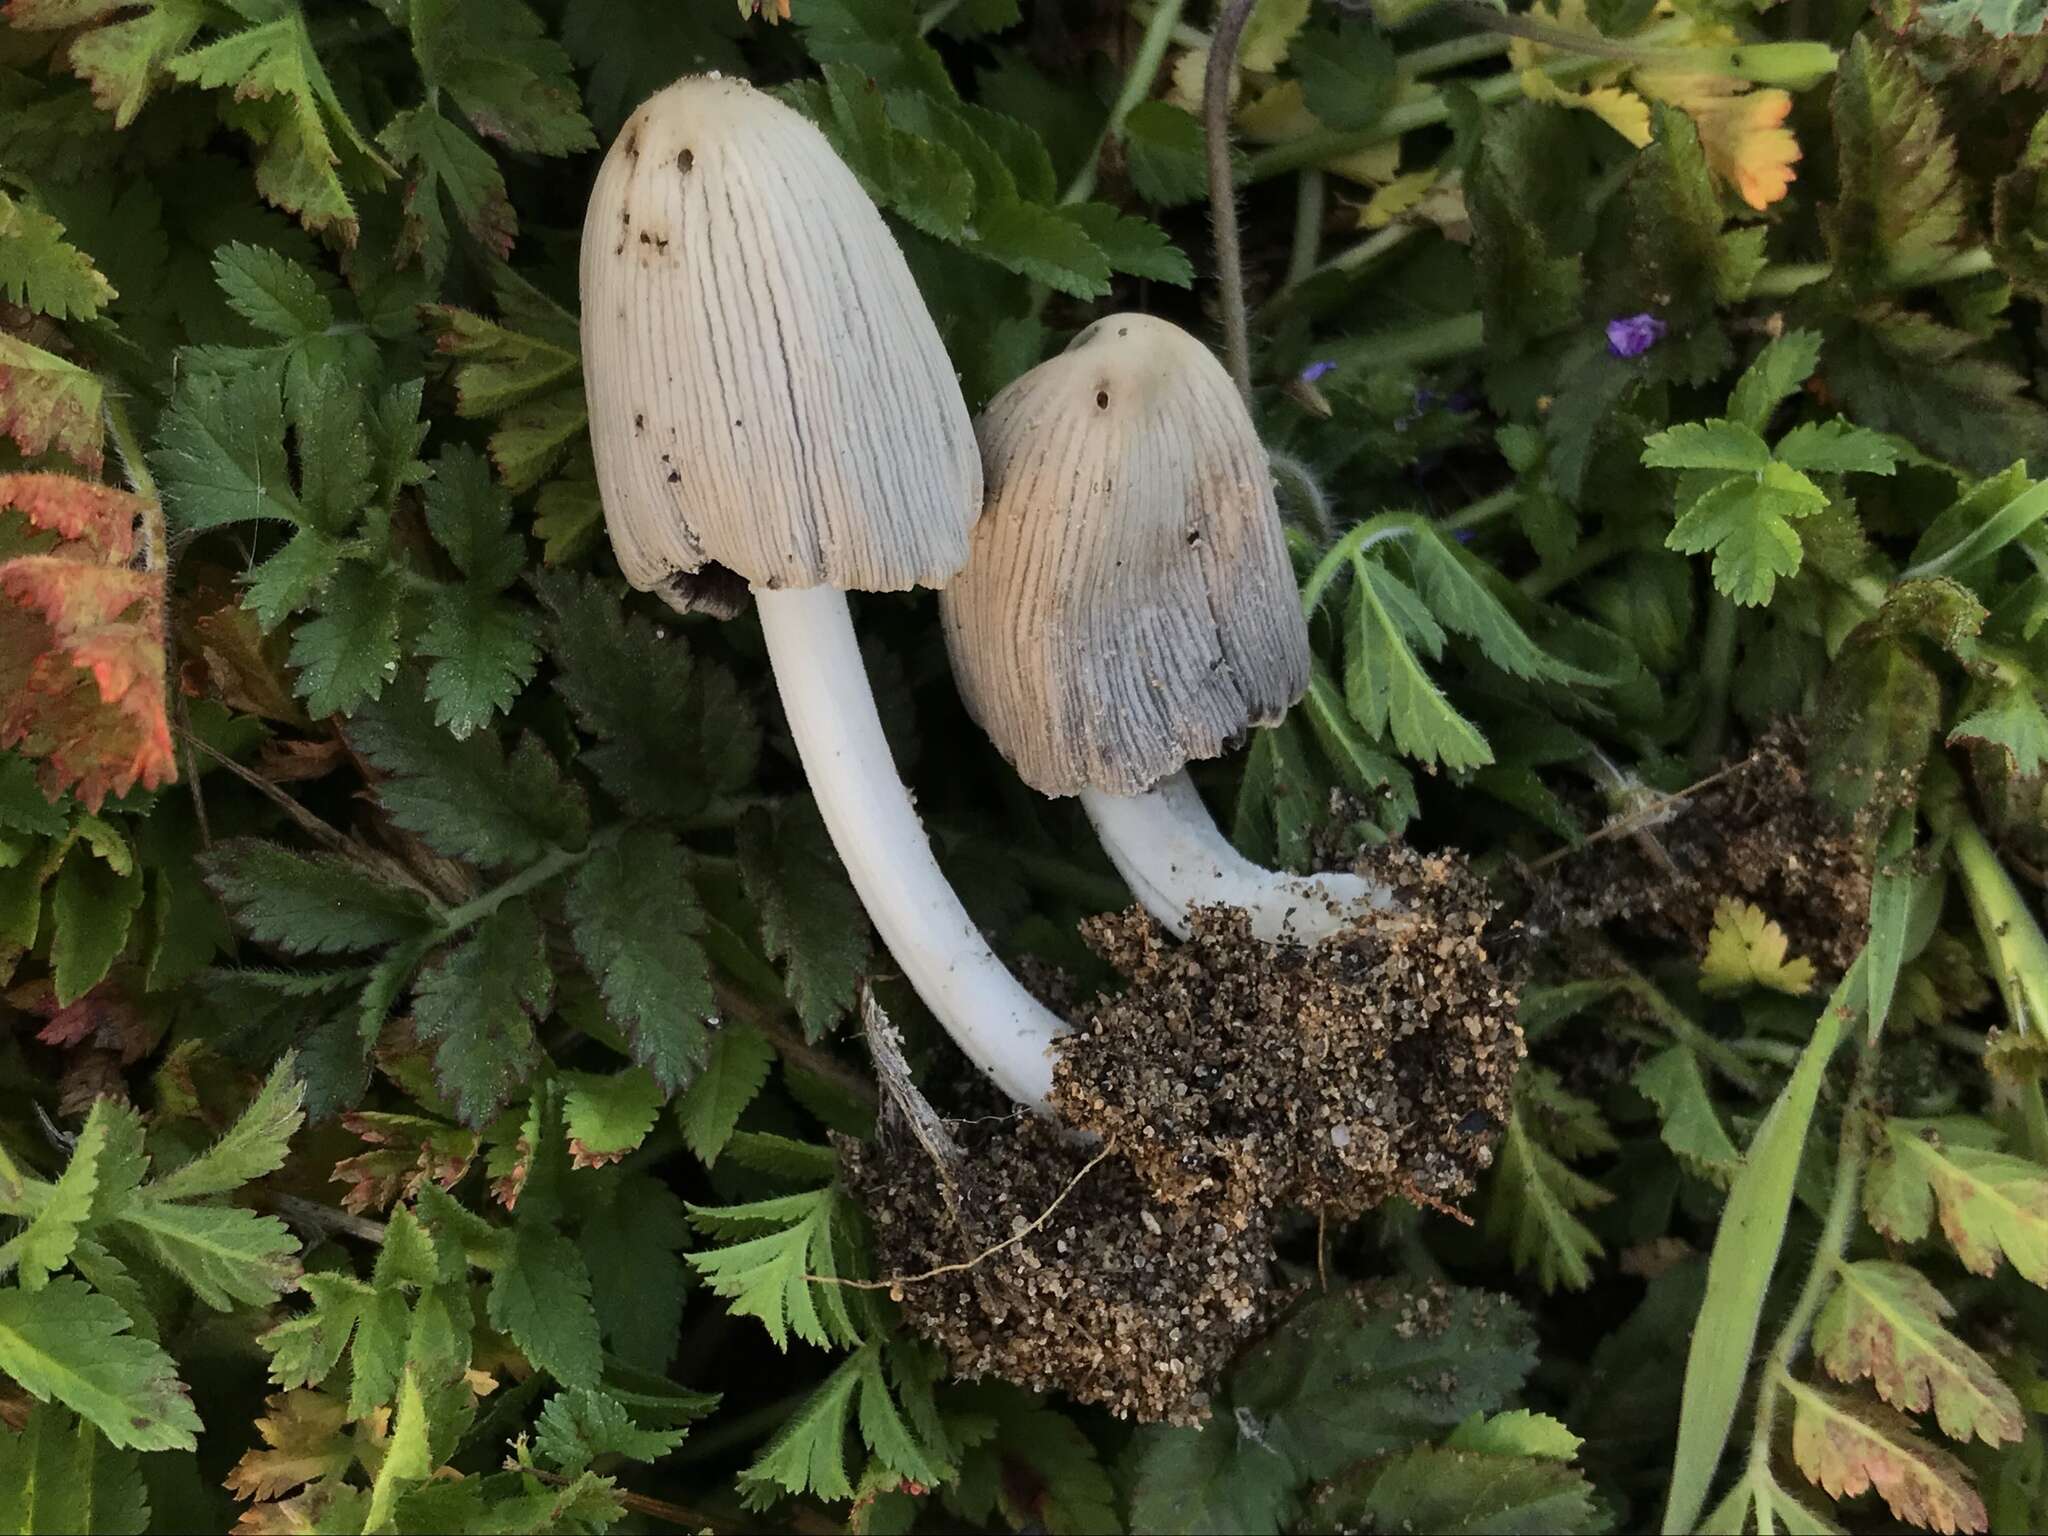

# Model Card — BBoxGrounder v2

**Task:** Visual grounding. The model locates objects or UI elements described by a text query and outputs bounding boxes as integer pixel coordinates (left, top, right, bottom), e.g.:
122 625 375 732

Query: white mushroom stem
755 586 1067 1111
1079 771 1398 944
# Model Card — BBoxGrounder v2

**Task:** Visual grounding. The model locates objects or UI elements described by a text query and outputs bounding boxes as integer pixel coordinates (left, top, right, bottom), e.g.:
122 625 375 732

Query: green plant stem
1952 816 2048 1040
1751 246 1997 297
1207 0 1260 400
916 0 965 34
1063 0 1188 207
1441 487 1519 533
437 841 594 936
1300 517 1420 616
1264 223 1420 318
1397 31 1513 76
1692 592 1737 765
1317 309 1485 374
1242 54 1613 183
1288 168 1325 285
1621 972 1768 1096
1517 527 1640 599
1737 1030 1884 1518
671 1392 814 1463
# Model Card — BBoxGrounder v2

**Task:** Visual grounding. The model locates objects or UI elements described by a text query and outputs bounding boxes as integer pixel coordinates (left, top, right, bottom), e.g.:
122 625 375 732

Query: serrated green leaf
149 1053 304 1201
201 838 434 956
0 192 114 322
49 843 141 1004
561 1068 663 1163
3 1102 108 1291
487 1222 602 1390
210 241 331 338
540 572 759 820
1727 331 1824 433
1293 18 1396 132
676 1023 775 1166
1633 1046 1741 1175
737 801 868 1039
567 832 714 1096
534 1388 687 1475
411 900 551 1127
685 1186 860 1350
0 1277 198 1451
349 679 585 868
0 1409 147 1536
1774 420 1902 476
1346 561 1493 771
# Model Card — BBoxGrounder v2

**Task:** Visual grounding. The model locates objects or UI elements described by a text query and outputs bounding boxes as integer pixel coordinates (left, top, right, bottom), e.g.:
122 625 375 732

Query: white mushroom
941 314 1398 944
580 75 1068 1110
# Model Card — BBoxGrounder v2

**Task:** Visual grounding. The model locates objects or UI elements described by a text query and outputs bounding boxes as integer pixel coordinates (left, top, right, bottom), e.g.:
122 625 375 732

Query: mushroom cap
579 75 981 608
941 313 1311 798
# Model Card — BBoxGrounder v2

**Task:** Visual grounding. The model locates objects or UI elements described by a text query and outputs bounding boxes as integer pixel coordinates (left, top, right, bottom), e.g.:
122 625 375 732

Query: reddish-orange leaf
11 976 158 1063
1786 1376 1988 1534
0 473 143 557
0 481 175 810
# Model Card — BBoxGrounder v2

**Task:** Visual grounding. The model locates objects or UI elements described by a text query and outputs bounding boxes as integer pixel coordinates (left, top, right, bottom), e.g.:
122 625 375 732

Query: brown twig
269 1193 390 1245
1205 0 1259 402
807 1143 1116 1291
713 981 879 1109
1521 753 1762 875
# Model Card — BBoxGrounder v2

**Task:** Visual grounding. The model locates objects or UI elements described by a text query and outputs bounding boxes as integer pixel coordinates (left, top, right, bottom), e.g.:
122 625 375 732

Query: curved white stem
755 587 1067 1111
1080 771 1397 944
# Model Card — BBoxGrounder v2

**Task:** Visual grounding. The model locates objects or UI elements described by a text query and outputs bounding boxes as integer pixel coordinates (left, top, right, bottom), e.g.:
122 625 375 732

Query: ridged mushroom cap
941 314 1311 798
579 75 981 612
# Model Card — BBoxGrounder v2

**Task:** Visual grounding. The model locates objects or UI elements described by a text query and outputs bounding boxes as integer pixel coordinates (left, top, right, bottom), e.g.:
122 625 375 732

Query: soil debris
1539 726 1874 974
1049 844 1522 1225
841 1113 1275 1425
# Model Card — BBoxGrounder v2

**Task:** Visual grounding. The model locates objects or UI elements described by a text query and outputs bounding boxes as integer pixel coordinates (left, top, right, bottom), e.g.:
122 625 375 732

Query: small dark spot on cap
1118 326 1129 336
1095 390 1110 409
733 418 743 428
624 130 640 157
1186 528 1202 546
620 210 630 225
634 413 645 431
667 469 681 483
679 148 695 174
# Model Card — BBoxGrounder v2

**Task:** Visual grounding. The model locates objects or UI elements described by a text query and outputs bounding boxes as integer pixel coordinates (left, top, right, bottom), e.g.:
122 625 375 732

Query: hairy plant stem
1299 517 1420 617
1952 815 2048 1040
1750 246 1996 297
436 838 598 936
1692 592 1738 766
1720 1026 1884 1525
1517 527 1643 599
916 0 965 34
1242 55 1612 182
1288 167 1325 285
1206 0 1260 401
1062 0 1188 207
1616 967 1768 1096
1397 31 1513 76
1441 486 1519 532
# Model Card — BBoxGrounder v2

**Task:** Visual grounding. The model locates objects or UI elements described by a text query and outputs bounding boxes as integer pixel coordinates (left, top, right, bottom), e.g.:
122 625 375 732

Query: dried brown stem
1205 0 1259 401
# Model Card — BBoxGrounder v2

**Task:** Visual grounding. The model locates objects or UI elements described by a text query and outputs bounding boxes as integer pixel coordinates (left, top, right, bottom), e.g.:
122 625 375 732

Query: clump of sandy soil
1541 726 1874 973
1050 844 1523 1225
841 1113 1274 1425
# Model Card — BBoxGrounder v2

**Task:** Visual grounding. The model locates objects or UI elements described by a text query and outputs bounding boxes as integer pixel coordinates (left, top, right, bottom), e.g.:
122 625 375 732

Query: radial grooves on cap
579 77 980 595
943 316 1310 798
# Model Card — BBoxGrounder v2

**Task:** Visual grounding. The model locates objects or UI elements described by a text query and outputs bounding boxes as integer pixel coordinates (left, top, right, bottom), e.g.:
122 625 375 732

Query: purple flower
1606 313 1667 360
1300 360 1337 384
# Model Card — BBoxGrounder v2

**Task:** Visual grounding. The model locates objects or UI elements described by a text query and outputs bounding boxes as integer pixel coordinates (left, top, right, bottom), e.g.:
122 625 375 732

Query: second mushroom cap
942 313 1311 798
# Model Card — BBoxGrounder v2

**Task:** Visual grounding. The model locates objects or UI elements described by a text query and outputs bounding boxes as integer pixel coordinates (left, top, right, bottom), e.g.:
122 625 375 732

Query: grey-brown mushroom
941 314 1395 942
580 75 1068 1108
